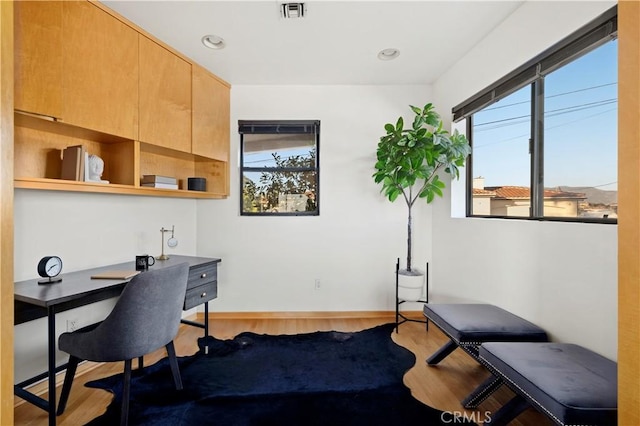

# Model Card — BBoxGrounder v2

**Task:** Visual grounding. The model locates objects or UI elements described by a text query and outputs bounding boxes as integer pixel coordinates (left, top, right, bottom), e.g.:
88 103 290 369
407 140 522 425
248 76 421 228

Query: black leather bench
423 303 548 407
479 342 617 426
423 304 548 364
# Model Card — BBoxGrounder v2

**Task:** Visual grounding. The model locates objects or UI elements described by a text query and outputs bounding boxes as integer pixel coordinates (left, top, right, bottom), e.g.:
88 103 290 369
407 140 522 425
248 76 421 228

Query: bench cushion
423 304 548 344
481 342 617 425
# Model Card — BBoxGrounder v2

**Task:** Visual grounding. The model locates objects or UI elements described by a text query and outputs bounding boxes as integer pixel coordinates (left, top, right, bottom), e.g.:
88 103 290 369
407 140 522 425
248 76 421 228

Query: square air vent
281 3 305 19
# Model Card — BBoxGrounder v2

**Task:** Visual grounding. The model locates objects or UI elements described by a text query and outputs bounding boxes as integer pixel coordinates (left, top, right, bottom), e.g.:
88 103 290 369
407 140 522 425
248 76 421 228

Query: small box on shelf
187 177 206 191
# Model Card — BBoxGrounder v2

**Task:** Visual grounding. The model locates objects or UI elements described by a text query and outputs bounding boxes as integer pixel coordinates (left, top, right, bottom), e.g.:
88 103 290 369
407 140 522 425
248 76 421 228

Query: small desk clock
37 256 63 285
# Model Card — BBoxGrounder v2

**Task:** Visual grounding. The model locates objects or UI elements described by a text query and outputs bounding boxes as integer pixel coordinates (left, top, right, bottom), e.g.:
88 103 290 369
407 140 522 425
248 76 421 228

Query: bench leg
426 339 458 365
462 374 503 409
484 394 529 426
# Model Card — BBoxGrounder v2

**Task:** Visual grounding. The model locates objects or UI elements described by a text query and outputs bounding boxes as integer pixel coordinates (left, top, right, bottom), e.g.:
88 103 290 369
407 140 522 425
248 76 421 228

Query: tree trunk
407 205 412 271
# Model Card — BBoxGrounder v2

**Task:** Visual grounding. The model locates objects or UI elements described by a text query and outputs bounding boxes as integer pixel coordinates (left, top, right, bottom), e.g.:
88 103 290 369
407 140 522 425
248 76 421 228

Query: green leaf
396 116 404 131
426 191 435 203
424 150 433 164
410 105 422 115
411 156 422 170
424 112 440 127
412 115 422 130
384 123 395 133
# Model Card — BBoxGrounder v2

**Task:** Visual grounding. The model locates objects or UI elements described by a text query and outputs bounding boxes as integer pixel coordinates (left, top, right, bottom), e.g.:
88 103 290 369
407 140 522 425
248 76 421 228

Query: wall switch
314 279 321 290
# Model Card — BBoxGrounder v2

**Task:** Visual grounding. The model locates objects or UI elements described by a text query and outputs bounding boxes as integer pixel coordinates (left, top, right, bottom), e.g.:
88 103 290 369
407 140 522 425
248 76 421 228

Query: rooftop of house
474 186 587 200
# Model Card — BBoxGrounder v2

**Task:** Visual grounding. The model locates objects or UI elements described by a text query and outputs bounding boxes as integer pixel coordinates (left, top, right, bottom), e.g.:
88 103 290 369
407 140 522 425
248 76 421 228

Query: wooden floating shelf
14 178 226 199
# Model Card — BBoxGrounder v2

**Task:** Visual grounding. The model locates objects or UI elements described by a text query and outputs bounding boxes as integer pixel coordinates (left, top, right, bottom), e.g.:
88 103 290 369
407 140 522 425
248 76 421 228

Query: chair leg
57 356 80 415
121 359 132 426
166 341 183 390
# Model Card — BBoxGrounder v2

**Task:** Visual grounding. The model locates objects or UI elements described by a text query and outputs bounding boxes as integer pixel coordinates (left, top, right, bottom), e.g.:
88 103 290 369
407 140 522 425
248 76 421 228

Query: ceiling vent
281 3 305 19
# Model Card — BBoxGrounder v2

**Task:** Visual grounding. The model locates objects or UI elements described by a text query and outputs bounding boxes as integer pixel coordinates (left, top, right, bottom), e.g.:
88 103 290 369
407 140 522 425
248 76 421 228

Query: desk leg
47 307 57 426
204 302 209 337
204 302 209 355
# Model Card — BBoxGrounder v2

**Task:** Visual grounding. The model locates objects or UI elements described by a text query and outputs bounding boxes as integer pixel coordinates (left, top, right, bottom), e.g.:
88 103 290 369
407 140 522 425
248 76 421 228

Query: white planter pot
397 269 425 302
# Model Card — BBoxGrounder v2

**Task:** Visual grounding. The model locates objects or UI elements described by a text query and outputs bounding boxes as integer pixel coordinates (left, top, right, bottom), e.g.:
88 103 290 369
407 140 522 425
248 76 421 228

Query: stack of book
141 175 178 189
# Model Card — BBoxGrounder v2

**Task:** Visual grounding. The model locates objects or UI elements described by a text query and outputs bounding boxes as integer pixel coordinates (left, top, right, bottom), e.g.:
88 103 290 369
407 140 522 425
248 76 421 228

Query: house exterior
473 185 587 217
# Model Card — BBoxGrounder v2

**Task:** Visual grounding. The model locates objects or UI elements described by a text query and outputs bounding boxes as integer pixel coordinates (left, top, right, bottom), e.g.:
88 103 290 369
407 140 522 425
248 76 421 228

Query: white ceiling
101 0 524 86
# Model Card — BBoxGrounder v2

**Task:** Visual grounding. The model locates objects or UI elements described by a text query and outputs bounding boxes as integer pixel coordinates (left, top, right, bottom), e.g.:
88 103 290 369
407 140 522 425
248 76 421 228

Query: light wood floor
14 315 552 425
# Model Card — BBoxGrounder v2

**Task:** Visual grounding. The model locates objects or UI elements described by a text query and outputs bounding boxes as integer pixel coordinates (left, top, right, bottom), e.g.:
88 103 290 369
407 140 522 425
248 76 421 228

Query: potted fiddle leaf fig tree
373 103 471 300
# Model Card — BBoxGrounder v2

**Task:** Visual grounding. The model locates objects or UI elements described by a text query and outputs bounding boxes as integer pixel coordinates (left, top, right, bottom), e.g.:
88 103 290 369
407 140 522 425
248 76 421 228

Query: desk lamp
158 225 178 260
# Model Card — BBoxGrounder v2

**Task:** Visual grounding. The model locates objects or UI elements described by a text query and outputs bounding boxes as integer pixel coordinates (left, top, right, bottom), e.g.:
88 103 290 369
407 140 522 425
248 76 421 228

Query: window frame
456 6 618 224
239 120 320 216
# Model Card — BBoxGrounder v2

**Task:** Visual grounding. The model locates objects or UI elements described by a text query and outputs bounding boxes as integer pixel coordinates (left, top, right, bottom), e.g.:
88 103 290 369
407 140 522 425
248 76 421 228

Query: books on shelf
141 175 177 185
141 182 179 190
60 145 86 181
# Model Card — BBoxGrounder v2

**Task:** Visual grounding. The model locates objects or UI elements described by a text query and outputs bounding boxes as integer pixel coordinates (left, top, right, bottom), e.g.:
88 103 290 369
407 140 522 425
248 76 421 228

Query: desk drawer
187 262 217 289
184 280 217 310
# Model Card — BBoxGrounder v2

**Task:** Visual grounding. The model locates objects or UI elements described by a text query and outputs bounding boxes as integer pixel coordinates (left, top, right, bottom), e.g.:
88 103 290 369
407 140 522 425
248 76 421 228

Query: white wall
14 190 197 382
432 1 617 359
197 85 431 313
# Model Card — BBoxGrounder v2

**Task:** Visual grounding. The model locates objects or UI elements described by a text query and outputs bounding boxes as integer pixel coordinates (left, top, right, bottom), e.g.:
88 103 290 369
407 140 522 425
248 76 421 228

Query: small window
239 120 319 216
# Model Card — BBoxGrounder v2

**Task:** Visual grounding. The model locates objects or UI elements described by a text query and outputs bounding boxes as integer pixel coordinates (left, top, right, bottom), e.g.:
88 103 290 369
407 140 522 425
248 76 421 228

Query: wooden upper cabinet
62 1 138 139
14 1 63 119
192 65 230 161
139 35 192 153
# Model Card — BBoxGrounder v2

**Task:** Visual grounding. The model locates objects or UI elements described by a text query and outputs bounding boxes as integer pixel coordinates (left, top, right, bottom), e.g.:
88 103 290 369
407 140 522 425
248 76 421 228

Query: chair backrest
87 262 189 361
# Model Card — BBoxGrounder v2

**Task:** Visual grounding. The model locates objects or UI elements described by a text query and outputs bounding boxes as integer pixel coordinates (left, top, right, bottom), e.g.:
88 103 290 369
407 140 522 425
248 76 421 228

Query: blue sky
472 39 618 191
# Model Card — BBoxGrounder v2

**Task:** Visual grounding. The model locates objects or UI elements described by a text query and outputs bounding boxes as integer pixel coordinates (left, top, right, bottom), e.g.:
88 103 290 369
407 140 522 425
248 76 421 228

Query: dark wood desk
14 255 220 426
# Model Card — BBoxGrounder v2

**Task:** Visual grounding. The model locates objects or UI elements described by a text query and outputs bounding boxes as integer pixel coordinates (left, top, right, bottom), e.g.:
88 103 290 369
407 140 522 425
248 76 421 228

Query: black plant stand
395 258 429 333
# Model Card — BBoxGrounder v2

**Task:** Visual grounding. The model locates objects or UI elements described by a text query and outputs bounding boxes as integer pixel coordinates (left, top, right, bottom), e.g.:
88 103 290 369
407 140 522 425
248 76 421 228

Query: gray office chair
56 262 190 426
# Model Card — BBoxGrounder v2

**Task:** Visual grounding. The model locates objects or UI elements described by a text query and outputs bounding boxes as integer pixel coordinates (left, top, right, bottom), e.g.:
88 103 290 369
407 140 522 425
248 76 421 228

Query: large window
456 6 617 223
239 120 319 216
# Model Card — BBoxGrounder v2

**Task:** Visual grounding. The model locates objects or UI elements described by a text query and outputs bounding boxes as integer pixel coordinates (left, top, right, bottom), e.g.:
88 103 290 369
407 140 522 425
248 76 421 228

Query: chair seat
423 304 548 344
480 342 617 425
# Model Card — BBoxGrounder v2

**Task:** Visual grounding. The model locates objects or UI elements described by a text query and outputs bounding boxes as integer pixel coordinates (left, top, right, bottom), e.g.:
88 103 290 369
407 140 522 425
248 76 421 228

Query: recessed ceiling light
377 48 400 61
201 34 226 50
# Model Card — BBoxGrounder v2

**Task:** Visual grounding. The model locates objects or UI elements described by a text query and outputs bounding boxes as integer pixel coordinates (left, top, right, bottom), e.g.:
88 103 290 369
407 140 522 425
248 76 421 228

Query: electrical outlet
67 318 79 332
314 279 321 290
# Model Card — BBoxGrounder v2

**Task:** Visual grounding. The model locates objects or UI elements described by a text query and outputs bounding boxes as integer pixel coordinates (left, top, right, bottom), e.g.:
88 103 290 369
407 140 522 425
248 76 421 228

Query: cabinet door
192 65 230 161
139 35 191 153
62 1 138 139
14 1 63 119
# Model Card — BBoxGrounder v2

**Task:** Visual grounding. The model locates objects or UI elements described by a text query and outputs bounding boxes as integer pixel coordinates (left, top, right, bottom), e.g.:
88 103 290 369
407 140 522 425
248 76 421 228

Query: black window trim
239 119 320 217
452 6 617 122
457 5 618 225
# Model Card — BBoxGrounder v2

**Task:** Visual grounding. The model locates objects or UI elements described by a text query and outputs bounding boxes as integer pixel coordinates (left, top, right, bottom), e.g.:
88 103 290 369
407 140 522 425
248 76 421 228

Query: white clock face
46 257 62 277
